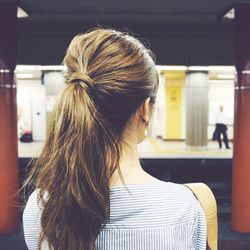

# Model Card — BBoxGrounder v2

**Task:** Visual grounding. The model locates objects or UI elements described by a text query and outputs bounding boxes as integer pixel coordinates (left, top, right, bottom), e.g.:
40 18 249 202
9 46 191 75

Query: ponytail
33 82 120 249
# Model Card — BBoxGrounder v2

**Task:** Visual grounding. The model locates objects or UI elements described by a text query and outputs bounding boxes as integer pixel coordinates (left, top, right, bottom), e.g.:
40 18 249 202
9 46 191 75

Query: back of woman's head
30 28 158 250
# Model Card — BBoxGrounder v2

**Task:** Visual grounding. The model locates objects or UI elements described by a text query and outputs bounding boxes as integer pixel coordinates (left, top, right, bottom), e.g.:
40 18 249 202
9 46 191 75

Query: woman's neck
110 140 157 187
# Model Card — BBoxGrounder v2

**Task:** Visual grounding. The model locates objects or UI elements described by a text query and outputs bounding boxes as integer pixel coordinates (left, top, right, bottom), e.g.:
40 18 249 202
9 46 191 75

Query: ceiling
1 0 245 65
3 0 250 24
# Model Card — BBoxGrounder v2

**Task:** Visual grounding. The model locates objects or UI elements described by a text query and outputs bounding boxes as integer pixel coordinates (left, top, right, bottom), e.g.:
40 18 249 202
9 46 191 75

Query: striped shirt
23 180 207 249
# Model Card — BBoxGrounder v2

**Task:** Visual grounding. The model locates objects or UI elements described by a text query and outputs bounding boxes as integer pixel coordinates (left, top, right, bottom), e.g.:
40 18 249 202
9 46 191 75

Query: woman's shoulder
156 180 193 193
111 180 202 216
138 180 199 200
153 181 206 228
23 189 42 250
108 180 206 230
152 180 201 207
111 180 198 202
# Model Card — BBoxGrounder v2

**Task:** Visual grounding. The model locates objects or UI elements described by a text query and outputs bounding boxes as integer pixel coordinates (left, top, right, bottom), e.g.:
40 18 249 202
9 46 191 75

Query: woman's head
63 29 158 140
30 28 158 250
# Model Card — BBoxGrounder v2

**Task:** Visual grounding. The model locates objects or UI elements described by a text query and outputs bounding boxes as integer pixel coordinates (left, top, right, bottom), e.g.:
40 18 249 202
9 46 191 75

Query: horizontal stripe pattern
23 181 207 249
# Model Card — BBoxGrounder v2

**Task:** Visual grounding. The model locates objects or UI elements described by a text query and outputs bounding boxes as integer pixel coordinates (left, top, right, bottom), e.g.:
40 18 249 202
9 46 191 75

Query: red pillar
0 3 19 234
232 4 250 232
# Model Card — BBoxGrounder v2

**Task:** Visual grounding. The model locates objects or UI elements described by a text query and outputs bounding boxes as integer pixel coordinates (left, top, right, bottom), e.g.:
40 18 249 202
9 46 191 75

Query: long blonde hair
26 28 158 250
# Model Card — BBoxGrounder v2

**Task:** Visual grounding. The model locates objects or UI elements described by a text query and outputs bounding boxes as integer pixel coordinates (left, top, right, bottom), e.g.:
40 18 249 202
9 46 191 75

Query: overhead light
38 65 66 71
0 69 10 73
217 74 235 79
16 73 34 79
209 66 235 72
156 65 187 71
16 65 39 71
223 8 234 20
242 70 250 74
188 66 209 71
16 65 66 72
17 6 29 18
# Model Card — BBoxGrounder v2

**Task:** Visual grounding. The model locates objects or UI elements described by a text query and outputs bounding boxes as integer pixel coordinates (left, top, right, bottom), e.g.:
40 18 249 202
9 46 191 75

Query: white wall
17 72 65 141
17 79 45 138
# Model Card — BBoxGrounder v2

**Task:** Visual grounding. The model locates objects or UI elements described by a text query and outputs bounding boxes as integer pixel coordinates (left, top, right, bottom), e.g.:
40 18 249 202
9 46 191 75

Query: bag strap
184 183 218 250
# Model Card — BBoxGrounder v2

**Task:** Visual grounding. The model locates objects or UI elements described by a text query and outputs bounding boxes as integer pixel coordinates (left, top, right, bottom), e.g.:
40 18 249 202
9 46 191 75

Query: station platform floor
18 138 233 159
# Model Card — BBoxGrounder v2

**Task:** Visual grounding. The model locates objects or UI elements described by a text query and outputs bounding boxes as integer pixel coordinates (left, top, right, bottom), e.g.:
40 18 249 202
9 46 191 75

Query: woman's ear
141 97 151 123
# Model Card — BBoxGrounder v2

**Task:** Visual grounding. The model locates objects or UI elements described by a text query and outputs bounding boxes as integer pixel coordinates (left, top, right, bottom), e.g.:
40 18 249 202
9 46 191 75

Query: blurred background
1 0 250 249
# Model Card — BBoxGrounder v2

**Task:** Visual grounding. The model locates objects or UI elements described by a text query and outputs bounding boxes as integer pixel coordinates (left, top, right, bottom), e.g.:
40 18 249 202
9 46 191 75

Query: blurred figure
23 29 207 250
215 105 230 149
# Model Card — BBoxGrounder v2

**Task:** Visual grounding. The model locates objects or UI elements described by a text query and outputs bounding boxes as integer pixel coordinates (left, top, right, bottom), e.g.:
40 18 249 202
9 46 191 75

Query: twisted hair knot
67 72 94 89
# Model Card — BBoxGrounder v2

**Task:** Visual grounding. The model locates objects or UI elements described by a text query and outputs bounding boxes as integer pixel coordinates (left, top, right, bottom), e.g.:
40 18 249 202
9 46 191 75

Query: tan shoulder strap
185 183 218 250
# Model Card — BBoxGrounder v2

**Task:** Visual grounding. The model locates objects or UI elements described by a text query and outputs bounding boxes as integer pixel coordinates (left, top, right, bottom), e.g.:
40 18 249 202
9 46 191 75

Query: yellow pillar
164 71 185 140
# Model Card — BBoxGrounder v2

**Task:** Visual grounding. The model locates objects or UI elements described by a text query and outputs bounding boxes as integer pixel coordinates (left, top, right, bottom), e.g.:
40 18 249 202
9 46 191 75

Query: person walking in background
23 28 207 250
215 105 230 149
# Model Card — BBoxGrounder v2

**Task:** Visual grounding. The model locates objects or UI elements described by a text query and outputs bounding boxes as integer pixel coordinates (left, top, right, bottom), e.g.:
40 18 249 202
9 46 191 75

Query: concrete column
185 71 209 148
232 4 250 232
0 3 19 234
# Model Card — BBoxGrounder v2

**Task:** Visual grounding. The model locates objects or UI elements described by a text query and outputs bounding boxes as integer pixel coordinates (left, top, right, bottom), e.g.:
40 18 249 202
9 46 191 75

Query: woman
23 28 207 250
